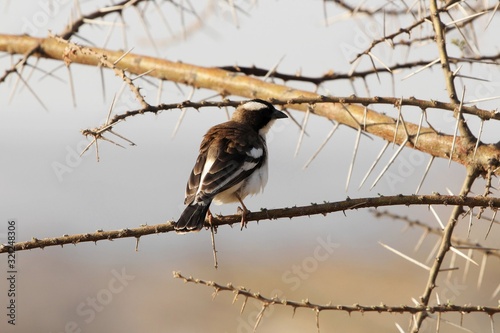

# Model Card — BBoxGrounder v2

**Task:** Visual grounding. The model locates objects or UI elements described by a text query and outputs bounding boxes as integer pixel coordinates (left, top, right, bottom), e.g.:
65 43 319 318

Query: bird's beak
272 108 288 119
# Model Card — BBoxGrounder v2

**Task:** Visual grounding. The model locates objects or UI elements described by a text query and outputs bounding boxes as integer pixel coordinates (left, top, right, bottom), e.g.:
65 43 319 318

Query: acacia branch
372 209 500 260
220 53 500 85
0 0 148 84
2 194 500 254
1 35 498 176
81 96 499 134
412 168 478 332
172 271 500 315
429 0 474 142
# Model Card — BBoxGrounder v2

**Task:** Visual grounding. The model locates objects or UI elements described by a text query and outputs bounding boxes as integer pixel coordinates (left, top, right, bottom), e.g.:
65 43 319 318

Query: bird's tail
174 202 211 233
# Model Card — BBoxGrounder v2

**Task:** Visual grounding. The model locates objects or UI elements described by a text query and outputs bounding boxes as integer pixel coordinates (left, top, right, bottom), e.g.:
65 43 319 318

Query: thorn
462 248 473 284
477 253 487 289
99 67 106 103
108 130 136 146
368 51 392 73
132 68 155 81
253 304 267 332
429 205 445 229
414 110 424 147
370 137 408 190
492 283 500 299
14 70 49 111
106 94 118 125
315 309 320 333
402 58 440 80
358 141 389 190
473 119 483 160
467 207 473 238
95 137 100 162
172 87 195 138
445 10 489 26
303 122 339 169
156 79 163 106
450 246 478 266
395 323 405 333
80 138 96 157
240 297 248 314
67 66 77 107
294 106 311 157
415 156 434 194
263 55 286 82
379 242 430 270
485 1 499 30
485 210 497 240
414 230 429 252
134 5 160 55
465 95 500 104
346 126 362 192
113 47 135 65
367 53 381 84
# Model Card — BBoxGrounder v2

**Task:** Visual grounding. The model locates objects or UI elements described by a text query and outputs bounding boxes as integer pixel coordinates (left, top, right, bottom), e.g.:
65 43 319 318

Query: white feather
247 147 263 159
196 157 215 195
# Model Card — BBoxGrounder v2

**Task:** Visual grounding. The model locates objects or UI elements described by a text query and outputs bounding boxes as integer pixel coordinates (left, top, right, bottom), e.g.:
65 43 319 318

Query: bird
174 99 288 233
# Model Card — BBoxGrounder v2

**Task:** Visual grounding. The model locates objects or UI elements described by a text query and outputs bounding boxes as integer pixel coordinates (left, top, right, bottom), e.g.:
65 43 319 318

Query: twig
412 167 479 332
172 271 500 315
2 194 500 254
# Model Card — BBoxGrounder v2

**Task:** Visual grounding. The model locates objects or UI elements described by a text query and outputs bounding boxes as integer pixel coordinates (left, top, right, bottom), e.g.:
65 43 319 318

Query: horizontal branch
1 194 500 254
82 95 500 137
220 53 500 86
372 209 500 259
1 35 500 176
173 271 500 315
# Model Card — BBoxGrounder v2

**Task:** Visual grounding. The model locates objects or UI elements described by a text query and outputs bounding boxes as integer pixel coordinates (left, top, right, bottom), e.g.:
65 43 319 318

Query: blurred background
1 1 499 332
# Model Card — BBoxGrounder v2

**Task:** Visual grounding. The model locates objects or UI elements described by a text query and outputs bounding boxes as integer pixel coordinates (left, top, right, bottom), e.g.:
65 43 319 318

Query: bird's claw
237 206 250 230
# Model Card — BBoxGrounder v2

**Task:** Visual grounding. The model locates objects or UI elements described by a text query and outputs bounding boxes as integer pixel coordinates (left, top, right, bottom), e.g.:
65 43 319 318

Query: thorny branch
412 168 479 332
1 35 499 177
220 52 500 85
428 0 474 144
172 271 500 320
1 194 500 254
371 209 500 260
0 0 149 85
345 1 499 64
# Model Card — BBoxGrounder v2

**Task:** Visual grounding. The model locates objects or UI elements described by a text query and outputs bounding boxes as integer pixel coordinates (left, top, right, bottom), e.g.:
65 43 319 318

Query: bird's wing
184 124 265 205
184 151 206 205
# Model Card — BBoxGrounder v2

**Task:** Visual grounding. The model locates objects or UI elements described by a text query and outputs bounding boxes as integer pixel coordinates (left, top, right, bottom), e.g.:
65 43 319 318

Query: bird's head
232 99 288 135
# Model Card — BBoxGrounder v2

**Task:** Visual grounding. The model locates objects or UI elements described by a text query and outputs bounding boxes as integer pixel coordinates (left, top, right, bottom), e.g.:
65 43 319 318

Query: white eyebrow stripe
242 101 268 111
247 147 263 159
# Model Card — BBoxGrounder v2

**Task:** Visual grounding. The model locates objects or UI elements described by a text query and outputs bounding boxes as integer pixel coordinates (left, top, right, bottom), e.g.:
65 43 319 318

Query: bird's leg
235 194 250 230
206 208 213 225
